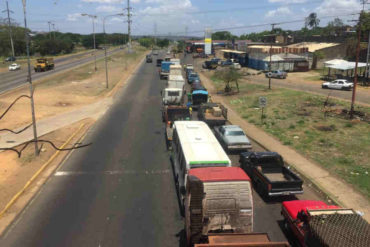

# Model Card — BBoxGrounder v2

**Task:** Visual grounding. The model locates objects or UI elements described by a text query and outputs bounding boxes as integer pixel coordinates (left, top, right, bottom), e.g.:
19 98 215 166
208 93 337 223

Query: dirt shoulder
195 60 370 222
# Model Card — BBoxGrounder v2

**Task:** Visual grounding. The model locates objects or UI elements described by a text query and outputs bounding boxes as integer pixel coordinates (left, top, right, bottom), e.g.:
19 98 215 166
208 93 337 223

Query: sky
1 0 364 36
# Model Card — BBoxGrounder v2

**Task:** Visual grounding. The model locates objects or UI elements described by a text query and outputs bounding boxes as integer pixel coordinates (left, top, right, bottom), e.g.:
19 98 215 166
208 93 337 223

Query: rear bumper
268 190 303 196
227 144 252 151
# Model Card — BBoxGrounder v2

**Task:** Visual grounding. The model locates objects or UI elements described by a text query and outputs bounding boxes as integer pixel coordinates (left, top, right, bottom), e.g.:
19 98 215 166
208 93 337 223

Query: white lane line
54 169 170 176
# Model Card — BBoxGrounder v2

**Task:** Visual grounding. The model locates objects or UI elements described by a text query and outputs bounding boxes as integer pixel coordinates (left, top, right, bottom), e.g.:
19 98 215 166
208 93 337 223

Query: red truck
281 200 370 247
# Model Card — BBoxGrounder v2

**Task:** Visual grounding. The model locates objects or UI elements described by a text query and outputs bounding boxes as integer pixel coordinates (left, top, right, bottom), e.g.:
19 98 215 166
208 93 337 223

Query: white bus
171 121 231 205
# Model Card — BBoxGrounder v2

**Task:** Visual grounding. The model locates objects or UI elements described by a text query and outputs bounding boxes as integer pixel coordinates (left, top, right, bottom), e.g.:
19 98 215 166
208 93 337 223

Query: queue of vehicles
155 52 369 246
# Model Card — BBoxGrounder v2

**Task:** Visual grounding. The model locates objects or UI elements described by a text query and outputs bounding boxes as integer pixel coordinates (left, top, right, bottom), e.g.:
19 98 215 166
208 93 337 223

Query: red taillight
268 184 272 191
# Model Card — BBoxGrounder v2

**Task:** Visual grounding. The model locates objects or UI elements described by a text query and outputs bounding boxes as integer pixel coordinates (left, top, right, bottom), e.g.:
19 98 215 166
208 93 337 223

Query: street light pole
22 0 39 156
82 13 98 71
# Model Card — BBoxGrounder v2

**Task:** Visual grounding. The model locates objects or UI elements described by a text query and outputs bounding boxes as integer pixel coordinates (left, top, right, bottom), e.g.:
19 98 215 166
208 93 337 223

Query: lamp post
103 13 124 89
22 0 39 155
81 13 97 71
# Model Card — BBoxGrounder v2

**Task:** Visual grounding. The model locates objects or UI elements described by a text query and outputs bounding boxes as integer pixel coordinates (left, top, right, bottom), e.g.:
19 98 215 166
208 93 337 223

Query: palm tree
305 12 320 29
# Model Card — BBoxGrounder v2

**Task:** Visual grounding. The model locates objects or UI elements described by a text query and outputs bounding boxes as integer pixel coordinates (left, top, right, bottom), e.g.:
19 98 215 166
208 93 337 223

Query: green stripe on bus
189 161 229 165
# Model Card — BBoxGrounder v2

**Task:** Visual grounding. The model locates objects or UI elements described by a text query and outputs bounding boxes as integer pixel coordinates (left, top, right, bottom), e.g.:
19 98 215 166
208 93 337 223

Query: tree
157 38 169 48
214 67 242 93
305 12 320 29
212 31 234 40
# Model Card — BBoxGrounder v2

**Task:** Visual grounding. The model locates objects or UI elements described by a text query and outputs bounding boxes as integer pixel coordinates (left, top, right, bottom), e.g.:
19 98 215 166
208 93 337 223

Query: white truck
170 58 180 65
167 74 185 90
162 88 184 105
169 64 182 76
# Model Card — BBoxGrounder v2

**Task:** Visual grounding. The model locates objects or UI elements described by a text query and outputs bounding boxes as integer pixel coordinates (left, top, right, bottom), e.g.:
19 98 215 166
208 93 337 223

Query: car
232 62 241 70
221 59 233 66
5 56 16 62
187 72 200 84
265 70 287 79
8 63 21 71
322 79 354 90
146 55 152 63
202 60 218 70
156 58 163 67
152 50 158 55
214 125 252 153
211 58 221 64
183 64 193 71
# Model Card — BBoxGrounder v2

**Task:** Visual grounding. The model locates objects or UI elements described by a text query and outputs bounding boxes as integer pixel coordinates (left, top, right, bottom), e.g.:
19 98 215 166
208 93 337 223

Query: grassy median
212 75 370 198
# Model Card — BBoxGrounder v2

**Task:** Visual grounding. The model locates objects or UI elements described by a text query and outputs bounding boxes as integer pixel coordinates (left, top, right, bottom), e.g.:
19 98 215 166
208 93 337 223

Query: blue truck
160 61 174 79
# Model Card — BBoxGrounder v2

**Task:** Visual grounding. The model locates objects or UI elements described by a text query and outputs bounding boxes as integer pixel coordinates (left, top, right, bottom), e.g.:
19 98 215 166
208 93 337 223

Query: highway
0 48 122 94
0 52 324 246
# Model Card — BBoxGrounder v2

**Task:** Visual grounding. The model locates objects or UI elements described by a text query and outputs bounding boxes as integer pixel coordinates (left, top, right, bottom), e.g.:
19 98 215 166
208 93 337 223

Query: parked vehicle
239 152 303 197
152 49 158 55
187 72 200 84
232 62 241 70
190 80 206 92
214 125 252 152
8 63 21 71
171 121 232 209
183 64 193 71
146 55 152 63
197 102 227 127
221 59 233 66
322 79 353 90
169 64 182 76
211 57 221 64
265 70 287 79
160 61 174 79
170 58 180 65
162 106 190 150
162 88 184 105
190 90 208 109
34 58 54 72
156 58 163 67
185 67 194 78
164 55 171 61
185 167 254 246
202 60 218 70
5 56 16 62
167 74 185 90
282 200 370 247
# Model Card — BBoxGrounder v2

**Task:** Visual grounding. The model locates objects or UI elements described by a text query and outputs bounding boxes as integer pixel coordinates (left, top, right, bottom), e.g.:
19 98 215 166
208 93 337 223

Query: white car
8 63 21 71
322 79 354 90
214 125 252 153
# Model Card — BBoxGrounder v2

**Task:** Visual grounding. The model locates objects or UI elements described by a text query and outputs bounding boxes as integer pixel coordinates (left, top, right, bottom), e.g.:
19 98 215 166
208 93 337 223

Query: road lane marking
54 169 170 176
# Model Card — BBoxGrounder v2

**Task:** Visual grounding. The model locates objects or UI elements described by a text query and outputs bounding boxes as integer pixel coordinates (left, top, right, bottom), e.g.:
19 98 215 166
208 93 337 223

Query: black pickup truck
239 152 303 197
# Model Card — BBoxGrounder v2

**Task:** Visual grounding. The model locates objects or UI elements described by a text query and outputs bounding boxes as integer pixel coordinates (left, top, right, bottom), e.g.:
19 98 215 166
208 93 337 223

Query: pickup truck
197 102 227 127
239 152 303 197
282 200 370 247
202 60 218 70
146 55 152 63
265 70 287 79
189 90 208 109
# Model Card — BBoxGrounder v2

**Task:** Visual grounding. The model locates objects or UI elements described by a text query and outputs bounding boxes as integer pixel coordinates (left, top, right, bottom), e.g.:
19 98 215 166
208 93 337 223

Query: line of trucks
154 52 370 246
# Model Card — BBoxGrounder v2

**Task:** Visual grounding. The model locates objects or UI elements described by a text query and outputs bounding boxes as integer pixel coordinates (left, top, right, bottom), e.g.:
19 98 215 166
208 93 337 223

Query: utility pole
103 13 125 89
154 22 157 47
3 0 15 58
268 23 276 90
81 14 97 71
350 12 363 119
22 0 39 156
48 21 52 40
126 0 132 52
365 31 370 84
52 23 56 40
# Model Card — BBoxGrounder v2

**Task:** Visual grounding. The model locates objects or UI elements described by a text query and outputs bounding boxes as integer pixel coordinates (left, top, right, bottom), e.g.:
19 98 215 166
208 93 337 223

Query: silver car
214 125 252 152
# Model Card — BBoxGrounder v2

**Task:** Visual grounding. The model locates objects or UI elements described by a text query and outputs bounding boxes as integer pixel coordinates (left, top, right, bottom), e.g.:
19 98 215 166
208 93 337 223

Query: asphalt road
1 52 324 247
250 75 370 105
0 48 122 94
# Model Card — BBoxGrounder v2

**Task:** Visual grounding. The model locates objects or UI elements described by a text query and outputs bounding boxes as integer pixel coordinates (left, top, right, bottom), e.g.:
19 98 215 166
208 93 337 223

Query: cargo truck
185 167 254 246
167 74 185 90
170 58 180 65
239 152 303 197
34 58 54 72
281 200 370 247
160 61 174 79
169 64 183 76
197 102 228 127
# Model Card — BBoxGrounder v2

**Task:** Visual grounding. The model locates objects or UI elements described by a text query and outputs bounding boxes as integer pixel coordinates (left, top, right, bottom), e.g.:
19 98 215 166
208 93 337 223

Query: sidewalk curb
0 123 85 218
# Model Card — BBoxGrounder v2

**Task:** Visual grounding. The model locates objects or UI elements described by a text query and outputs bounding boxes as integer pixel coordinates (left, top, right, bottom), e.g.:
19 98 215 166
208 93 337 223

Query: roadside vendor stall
323 59 368 81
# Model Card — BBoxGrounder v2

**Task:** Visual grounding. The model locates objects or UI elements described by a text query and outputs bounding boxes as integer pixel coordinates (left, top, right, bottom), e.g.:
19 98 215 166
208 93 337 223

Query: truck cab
281 200 370 247
34 58 54 72
162 88 184 105
160 61 174 79
185 167 254 246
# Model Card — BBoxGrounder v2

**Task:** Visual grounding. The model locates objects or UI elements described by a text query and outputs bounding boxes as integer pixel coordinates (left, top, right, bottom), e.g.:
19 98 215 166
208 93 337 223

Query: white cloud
67 13 82 21
82 0 122 3
131 0 141 3
269 0 307 3
96 5 120 12
265 6 292 18
316 0 361 16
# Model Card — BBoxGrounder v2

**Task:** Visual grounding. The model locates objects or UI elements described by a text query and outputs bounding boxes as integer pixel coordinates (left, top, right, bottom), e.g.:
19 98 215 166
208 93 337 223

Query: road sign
259 96 267 108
